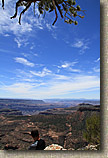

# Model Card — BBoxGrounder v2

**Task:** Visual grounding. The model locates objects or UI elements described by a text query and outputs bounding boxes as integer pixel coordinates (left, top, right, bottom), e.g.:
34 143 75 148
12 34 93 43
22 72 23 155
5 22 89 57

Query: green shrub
83 114 100 144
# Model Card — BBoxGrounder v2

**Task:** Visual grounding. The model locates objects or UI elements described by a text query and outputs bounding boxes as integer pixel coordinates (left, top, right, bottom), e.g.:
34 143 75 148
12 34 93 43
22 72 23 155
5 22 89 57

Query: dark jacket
28 139 45 150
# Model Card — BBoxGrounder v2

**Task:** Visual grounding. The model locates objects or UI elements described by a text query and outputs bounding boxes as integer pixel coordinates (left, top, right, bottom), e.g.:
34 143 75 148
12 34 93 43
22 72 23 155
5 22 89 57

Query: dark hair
31 130 39 138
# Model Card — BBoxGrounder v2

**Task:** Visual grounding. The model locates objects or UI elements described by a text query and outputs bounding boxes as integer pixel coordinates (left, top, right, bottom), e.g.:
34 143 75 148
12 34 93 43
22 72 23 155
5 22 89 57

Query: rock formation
44 144 67 150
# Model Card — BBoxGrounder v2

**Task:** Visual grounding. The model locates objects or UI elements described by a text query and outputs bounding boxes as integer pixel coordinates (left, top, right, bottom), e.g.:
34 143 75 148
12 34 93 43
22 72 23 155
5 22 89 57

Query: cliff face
39 104 100 115
0 109 22 115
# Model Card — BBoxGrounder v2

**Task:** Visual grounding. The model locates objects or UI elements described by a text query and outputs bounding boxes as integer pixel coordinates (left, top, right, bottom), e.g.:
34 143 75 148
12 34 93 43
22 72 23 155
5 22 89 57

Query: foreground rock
77 144 100 150
4 143 100 150
44 144 100 150
44 144 67 150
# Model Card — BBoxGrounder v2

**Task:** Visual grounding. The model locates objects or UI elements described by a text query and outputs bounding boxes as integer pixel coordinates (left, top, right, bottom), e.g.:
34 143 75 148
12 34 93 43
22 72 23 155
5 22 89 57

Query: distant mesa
0 108 23 115
39 103 100 115
77 103 100 112
0 98 100 115
0 98 45 104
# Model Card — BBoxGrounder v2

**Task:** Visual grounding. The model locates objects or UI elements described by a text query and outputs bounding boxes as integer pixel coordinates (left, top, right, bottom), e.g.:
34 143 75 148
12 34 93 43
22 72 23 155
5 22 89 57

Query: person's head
31 130 39 141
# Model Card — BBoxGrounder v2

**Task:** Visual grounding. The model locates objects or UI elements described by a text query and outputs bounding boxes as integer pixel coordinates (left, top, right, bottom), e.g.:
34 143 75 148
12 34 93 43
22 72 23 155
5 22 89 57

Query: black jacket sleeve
28 139 45 150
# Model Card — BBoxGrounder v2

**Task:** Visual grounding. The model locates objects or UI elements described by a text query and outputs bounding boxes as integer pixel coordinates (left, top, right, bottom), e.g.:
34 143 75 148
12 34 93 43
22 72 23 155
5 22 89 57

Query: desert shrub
83 114 100 144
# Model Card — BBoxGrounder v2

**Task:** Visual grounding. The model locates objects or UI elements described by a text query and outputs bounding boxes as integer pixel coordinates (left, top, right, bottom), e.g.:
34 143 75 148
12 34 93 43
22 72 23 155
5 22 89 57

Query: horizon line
0 97 100 101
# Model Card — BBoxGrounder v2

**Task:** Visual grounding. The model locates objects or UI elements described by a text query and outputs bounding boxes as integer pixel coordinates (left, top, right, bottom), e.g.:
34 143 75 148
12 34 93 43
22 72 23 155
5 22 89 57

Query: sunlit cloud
57 61 81 73
0 0 51 37
14 38 29 48
68 68 81 73
58 61 77 68
14 57 35 67
3 34 10 37
21 53 29 57
1 74 100 99
71 38 90 54
93 67 100 73
72 40 83 48
30 67 52 77
95 58 100 62
0 3 33 35
0 48 13 54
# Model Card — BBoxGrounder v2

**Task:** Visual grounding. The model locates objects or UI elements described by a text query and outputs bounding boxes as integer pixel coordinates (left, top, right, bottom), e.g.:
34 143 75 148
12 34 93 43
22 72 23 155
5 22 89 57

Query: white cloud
69 68 81 73
22 53 29 57
30 43 35 50
46 23 52 30
0 3 33 35
14 38 21 48
14 38 29 48
53 74 70 80
0 48 13 54
1 74 100 99
71 39 89 54
57 61 81 72
47 75 100 96
4 34 10 37
60 63 70 68
58 61 77 68
2 81 46 95
72 40 83 48
14 57 35 67
16 69 33 78
0 1 50 36
93 67 100 73
95 58 100 62
30 67 52 77
21 78 36 82
3 83 33 94
34 53 38 57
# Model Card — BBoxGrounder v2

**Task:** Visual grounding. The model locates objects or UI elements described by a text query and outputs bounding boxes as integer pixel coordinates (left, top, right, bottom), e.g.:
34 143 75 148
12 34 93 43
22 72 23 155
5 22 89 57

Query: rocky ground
0 102 100 150
44 144 100 150
0 110 100 150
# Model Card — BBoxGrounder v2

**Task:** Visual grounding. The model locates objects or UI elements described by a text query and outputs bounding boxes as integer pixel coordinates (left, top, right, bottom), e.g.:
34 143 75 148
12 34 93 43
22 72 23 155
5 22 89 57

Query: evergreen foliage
1 0 85 25
83 114 100 144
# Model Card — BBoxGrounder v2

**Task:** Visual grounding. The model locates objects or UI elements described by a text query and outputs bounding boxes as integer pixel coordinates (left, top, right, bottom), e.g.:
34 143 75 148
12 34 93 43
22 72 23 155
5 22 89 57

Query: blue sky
0 0 100 99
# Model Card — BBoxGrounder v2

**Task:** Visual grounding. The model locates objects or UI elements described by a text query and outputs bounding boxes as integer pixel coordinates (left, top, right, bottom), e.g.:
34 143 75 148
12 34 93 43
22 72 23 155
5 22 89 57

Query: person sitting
28 129 45 150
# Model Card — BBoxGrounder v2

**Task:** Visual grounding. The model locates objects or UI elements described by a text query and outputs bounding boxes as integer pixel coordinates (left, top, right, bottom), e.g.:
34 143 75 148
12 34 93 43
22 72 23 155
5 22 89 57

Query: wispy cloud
14 57 35 67
95 58 100 62
71 38 90 54
30 67 52 77
22 53 29 58
57 61 81 73
58 61 77 68
0 3 33 35
30 43 35 50
47 75 100 96
68 68 81 73
53 74 71 80
34 53 38 57
3 34 10 37
0 48 13 54
0 0 51 37
46 23 52 31
72 40 84 48
93 67 100 73
1 74 100 99
14 38 29 48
